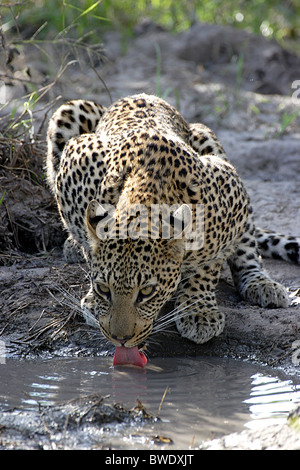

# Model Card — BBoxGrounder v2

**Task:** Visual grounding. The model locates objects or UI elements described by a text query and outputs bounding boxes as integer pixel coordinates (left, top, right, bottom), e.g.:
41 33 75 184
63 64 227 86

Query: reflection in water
0 356 299 448
244 373 300 429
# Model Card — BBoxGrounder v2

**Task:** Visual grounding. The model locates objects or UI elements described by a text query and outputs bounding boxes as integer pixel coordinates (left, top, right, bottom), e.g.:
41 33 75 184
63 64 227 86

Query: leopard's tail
46 99 106 191
256 227 300 264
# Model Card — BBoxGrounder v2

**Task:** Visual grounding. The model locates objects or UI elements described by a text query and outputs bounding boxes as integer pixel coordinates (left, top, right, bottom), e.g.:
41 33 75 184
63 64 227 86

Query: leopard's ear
86 199 115 240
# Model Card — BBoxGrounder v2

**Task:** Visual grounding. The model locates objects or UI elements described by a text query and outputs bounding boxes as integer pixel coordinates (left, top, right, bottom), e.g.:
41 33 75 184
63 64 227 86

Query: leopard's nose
111 334 134 346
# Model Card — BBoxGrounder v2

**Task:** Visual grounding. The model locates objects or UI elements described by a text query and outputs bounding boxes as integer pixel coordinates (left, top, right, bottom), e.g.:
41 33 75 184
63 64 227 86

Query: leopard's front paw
175 310 225 344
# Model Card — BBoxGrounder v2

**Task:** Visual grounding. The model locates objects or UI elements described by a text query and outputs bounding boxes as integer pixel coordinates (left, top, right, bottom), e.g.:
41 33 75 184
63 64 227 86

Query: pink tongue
113 346 147 368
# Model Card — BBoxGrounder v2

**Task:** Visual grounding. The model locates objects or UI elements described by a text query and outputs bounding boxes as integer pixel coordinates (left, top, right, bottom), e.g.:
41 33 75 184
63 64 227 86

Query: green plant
235 53 244 93
154 43 172 99
2 0 299 46
9 92 38 140
0 1 109 140
278 110 300 136
0 191 6 206
154 43 180 109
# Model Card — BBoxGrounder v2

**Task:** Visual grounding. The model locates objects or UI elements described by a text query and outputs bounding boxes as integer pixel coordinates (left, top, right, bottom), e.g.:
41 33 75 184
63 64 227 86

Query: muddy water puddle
0 356 299 449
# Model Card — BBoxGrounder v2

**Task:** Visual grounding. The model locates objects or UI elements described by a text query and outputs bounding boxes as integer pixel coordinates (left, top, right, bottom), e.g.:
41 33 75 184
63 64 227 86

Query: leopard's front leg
174 261 225 344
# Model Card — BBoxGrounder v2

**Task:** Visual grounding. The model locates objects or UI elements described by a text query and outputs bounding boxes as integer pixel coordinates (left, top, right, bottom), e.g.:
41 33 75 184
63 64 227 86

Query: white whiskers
152 295 203 334
47 284 99 329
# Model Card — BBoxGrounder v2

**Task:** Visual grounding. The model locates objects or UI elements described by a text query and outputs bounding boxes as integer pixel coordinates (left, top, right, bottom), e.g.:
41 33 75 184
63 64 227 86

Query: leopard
46 93 300 350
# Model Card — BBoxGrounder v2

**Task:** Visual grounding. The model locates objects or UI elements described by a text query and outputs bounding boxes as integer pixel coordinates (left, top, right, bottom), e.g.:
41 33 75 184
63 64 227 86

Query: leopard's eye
94 283 111 300
137 284 157 303
140 285 155 297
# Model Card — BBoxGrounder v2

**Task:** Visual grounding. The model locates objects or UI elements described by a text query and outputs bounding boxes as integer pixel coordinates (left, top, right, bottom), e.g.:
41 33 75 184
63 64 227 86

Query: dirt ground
0 21 299 449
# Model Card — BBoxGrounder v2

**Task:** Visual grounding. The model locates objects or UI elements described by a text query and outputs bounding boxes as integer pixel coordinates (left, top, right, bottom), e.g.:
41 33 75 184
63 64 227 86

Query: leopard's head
81 199 192 347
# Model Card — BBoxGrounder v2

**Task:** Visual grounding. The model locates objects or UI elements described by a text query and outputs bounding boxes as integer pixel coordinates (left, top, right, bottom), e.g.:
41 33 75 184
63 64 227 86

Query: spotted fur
46 94 298 347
